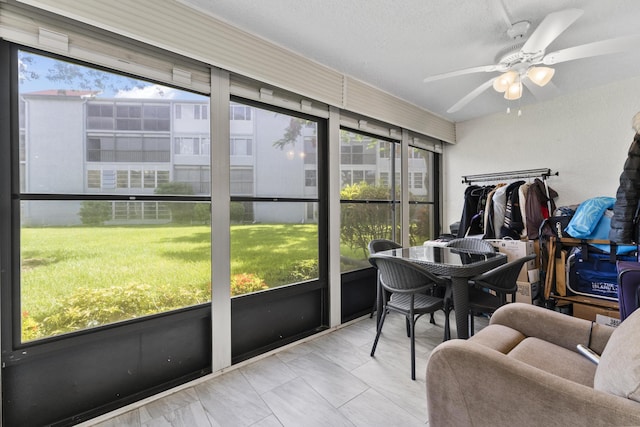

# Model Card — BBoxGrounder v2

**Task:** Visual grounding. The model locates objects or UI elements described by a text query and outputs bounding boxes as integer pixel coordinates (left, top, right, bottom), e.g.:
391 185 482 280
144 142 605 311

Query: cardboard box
572 302 620 322
487 239 537 281
516 281 539 304
596 313 621 328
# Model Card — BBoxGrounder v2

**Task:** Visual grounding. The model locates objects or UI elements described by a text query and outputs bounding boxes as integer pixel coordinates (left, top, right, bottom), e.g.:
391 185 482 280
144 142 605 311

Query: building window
340 143 376 165
413 172 423 189
88 170 101 188
380 172 389 186
305 170 316 187
87 135 170 162
303 136 316 164
194 105 208 120
230 167 254 195
230 104 252 120
143 105 171 131
87 103 115 130
174 166 211 194
174 136 209 155
230 137 252 156
115 104 142 130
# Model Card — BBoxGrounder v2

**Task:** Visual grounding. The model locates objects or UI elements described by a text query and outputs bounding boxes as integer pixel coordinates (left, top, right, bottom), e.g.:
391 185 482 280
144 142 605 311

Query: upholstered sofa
426 302 640 427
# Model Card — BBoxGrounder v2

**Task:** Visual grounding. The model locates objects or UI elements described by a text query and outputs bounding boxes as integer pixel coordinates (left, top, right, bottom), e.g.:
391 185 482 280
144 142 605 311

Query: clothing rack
461 168 558 185
462 168 559 216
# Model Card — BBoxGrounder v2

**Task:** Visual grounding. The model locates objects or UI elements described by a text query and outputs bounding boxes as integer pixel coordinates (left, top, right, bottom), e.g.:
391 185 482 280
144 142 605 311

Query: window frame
8 46 212 349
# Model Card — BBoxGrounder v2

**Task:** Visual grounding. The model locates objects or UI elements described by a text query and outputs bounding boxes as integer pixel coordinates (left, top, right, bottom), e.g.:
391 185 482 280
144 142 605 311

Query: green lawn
20 223 365 340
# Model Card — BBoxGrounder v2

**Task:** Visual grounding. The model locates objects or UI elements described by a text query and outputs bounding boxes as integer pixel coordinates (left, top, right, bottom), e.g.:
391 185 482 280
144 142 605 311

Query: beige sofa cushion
594 308 640 402
509 337 596 387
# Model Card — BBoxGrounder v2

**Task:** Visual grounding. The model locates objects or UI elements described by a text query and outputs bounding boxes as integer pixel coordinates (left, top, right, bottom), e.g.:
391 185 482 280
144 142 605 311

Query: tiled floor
86 310 487 427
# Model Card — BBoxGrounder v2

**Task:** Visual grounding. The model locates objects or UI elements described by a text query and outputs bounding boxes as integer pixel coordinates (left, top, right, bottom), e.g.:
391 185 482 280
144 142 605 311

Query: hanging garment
458 185 494 237
526 178 558 239
500 180 526 239
518 183 531 238
610 132 640 243
483 185 501 239
491 185 508 236
457 185 482 238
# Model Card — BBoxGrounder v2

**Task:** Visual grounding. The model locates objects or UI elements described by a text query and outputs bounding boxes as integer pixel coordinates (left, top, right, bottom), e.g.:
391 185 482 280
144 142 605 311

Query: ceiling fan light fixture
527 66 555 87
492 70 518 92
504 81 523 100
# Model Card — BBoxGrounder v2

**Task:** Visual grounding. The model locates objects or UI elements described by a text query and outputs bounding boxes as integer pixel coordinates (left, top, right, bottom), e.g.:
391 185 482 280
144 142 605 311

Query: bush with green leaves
286 259 318 282
155 182 197 223
230 273 268 296
24 283 210 340
230 202 246 223
79 201 112 225
340 182 394 256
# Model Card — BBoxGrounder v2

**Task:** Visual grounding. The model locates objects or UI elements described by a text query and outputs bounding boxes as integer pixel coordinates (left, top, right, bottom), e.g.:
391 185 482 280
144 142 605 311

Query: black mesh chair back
368 239 402 265
368 239 402 318
467 253 537 336
369 255 451 380
446 238 496 253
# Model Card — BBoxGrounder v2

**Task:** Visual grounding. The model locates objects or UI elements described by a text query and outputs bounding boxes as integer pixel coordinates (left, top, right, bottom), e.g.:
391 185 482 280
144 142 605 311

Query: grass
19 223 368 340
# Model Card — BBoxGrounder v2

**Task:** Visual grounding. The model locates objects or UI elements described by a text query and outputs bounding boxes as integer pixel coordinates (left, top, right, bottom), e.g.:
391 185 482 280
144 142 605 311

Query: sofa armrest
426 339 640 427
489 303 615 354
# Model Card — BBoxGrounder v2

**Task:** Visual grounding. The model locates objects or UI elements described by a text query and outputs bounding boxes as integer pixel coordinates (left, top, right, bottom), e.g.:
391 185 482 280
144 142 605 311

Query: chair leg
429 313 436 324
468 311 475 337
405 317 411 337
370 275 380 318
443 307 451 341
410 314 416 380
370 305 388 357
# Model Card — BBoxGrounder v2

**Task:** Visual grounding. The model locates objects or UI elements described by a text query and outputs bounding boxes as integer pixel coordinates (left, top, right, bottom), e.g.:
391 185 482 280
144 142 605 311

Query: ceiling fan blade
447 78 495 113
423 65 499 83
523 78 559 101
542 34 640 65
522 8 583 54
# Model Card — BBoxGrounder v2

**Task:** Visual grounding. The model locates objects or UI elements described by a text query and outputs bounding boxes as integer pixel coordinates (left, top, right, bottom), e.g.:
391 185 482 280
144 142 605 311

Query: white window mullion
210 68 231 372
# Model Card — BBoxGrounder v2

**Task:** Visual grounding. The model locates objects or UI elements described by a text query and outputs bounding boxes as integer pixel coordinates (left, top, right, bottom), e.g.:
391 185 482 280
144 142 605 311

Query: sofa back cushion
594 307 640 401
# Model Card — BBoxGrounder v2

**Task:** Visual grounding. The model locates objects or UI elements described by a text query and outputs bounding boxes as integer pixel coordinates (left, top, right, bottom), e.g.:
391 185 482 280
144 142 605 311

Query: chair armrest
426 339 640 427
489 303 614 354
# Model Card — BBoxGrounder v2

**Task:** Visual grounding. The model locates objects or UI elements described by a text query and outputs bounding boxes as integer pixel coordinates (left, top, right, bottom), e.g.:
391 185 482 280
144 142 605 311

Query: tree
19 51 147 94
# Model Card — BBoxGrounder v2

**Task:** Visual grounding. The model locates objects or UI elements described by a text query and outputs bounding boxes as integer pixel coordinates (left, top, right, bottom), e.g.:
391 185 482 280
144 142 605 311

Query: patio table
376 245 507 339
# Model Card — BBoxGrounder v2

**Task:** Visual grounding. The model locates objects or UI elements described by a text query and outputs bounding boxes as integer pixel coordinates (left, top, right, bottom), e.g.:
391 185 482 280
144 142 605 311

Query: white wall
443 75 640 231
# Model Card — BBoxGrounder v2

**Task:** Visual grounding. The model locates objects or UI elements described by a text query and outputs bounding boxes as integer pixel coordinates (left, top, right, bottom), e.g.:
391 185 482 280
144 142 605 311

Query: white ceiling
179 0 640 123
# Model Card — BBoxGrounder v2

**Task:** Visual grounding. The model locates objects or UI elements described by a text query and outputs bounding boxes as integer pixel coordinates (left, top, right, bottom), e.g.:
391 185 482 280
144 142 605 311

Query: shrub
22 311 41 342
33 283 209 339
340 182 394 256
155 182 195 223
230 273 268 296
230 202 245 223
287 259 318 282
79 201 111 225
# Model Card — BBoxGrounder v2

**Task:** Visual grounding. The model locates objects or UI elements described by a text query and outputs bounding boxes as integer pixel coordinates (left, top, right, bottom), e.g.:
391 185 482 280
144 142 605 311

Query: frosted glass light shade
492 70 518 92
527 66 555 87
504 81 523 100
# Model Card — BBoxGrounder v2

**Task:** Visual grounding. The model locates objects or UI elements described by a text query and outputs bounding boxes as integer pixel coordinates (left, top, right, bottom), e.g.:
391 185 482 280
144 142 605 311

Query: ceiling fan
423 8 640 113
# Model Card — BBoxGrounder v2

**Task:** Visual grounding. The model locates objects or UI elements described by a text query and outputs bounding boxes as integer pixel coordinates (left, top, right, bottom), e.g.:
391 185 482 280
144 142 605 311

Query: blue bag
567 247 637 301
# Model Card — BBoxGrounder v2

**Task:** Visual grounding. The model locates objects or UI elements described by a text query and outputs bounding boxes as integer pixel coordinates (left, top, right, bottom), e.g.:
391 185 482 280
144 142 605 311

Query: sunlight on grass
20 223 339 341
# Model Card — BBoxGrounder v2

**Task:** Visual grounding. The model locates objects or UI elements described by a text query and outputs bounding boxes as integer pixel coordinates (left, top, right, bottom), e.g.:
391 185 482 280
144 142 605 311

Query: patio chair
467 253 537 336
369 254 451 380
445 237 496 253
368 239 402 318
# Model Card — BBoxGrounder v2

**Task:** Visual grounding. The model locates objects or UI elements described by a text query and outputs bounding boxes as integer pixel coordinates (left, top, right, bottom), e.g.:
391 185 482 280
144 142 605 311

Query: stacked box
486 239 537 282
